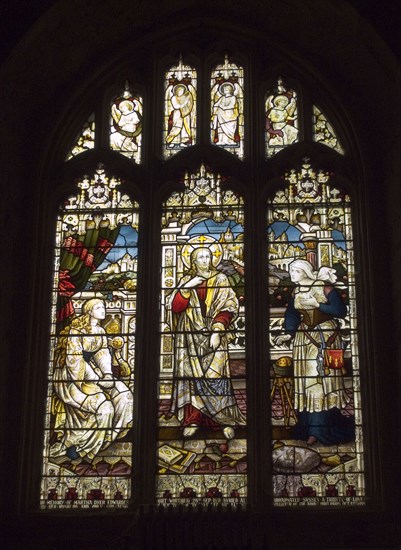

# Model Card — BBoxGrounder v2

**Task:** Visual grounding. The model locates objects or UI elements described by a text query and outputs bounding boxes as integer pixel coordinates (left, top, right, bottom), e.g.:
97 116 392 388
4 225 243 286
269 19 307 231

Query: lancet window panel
210 57 244 159
157 164 247 506
267 159 365 506
41 164 138 509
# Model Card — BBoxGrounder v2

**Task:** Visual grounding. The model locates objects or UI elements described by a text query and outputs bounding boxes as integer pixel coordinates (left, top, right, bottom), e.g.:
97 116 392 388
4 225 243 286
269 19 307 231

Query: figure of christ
167 247 245 439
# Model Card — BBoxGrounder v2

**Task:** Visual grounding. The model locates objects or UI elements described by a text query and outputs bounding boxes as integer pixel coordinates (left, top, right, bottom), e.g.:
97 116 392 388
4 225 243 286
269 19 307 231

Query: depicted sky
268 221 346 250
98 225 138 270
188 219 243 239
268 221 302 244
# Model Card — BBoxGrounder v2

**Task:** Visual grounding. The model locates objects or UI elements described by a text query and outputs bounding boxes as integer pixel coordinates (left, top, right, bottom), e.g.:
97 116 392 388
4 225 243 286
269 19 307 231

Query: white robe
51 325 133 460
168 271 245 426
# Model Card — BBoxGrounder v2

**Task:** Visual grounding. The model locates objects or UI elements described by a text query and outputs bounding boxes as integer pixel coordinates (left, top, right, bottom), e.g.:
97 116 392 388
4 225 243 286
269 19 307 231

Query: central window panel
157 165 247 505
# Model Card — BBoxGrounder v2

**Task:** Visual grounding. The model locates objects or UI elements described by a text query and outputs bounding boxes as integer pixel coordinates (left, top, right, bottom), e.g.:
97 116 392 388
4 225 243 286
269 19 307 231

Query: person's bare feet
307 435 318 445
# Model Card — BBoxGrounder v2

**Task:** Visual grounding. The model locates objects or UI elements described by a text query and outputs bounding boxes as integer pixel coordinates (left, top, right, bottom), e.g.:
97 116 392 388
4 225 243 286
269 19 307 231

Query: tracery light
313 105 344 154
210 56 244 159
110 82 143 163
265 78 299 157
164 58 197 158
66 113 95 160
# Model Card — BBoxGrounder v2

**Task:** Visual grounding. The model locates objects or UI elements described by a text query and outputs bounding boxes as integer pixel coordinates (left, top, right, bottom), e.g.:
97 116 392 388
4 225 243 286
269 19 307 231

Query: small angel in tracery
266 79 298 152
110 85 142 158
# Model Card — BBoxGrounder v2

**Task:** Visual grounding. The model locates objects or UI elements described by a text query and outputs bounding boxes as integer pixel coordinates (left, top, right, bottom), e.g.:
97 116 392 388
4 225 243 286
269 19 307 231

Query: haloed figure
266 93 298 147
168 247 245 439
277 259 354 445
211 82 240 145
51 298 133 461
166 83 194 148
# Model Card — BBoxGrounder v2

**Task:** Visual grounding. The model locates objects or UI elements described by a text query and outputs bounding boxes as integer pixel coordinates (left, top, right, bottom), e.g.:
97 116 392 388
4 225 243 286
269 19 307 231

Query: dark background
1 0 400 64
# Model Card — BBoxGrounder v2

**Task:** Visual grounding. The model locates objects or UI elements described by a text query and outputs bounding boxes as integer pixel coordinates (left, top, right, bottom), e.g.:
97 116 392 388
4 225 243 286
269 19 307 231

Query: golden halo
181 236 223 269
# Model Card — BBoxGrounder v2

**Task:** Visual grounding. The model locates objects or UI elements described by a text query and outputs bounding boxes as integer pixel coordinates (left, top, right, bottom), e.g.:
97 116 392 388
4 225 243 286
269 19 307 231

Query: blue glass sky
188 219 243 238
98 225 138 271
268 221 346 250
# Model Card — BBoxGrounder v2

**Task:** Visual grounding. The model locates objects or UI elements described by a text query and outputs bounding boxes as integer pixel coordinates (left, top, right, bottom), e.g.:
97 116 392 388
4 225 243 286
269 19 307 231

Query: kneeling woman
51 298 133 460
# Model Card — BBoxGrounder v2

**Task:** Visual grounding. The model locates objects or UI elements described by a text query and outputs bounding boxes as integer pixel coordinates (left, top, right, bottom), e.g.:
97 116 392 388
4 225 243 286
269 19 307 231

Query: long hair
187 247 216 278
71 298 105 332
54 298 105 370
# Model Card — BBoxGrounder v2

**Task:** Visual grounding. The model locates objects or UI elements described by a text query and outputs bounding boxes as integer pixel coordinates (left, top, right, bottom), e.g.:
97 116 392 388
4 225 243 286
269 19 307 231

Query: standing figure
277 259 354 445
211 82 240 145
168 247 245 439
51 298 133 460
166 83 195 148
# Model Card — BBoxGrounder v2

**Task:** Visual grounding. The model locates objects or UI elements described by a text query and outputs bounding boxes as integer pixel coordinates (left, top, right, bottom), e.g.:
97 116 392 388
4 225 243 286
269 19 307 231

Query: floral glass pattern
164 59 197 158
110 83 143 163
157 164 247 506
265 79 298 157
210 56 244 159
66 113 95 160
267 159 364 506
313 106 344 154
41 164 138 509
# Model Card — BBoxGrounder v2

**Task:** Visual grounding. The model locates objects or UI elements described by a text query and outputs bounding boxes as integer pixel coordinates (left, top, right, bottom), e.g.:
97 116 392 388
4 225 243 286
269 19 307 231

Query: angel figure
165 82 195 148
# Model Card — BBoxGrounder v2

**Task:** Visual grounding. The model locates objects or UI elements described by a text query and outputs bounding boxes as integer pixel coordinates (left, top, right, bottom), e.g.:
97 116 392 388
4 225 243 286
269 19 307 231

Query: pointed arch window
38 43 369 516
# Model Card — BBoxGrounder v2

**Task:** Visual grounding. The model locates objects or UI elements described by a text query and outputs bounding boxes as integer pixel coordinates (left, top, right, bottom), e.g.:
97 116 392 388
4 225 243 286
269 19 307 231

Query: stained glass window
43 49 369 515
164 59 197 158
66 113 95 160
211 56 244 159
110 82 143 163
157 164 247 505
41 164 138 509
265 79 299 157
313 105 344 154
267 158 364 506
